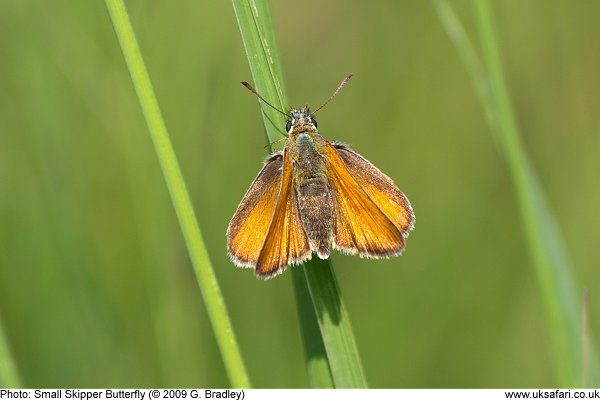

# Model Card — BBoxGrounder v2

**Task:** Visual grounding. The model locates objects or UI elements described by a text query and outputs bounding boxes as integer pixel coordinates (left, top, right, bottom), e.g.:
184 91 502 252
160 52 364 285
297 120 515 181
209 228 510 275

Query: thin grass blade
435 0 600 386
104 0 250 387
0 317 21 388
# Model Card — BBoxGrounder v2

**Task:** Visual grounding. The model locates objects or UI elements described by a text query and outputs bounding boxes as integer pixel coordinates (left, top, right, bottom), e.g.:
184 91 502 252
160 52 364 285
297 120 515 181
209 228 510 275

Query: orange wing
227 153 284 268
256 148 311 278
325 142 407 257
333 143 414 235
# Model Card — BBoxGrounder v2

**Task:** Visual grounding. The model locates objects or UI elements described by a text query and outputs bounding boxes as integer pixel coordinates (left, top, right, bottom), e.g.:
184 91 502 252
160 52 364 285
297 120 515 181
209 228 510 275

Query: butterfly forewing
256 148 311 277
325 142 406 257
333 144 415 235
227 153 284 267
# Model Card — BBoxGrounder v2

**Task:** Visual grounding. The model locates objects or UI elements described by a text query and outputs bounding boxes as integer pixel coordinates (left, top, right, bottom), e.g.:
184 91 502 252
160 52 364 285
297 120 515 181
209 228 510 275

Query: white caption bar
1 389 600 400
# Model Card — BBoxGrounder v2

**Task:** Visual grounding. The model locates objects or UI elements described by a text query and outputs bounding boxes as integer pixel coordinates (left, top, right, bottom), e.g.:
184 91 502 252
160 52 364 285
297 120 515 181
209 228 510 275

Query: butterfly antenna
312 74 353 115
241 81 288 117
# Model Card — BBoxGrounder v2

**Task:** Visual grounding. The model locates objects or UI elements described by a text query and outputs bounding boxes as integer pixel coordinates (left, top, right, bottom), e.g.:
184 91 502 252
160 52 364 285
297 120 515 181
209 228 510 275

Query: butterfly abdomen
293 132 334 259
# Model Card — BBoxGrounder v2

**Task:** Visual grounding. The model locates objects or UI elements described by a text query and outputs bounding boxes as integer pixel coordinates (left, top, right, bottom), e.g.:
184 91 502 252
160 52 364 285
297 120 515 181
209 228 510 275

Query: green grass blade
231 0 288 140
302 259 368 387
291 269 334 388
0 317 21 388
104 0 250 388
435 0 600 386
231 0 367 388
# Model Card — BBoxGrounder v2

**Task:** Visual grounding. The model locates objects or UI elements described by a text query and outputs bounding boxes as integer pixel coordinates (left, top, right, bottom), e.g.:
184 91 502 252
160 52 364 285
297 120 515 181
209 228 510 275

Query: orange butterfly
227 75 414 279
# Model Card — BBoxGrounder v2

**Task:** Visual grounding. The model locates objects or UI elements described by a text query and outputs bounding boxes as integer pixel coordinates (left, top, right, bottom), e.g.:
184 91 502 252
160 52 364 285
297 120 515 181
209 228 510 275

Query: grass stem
0 317 21 388
436 0 600 386
104 0 250 387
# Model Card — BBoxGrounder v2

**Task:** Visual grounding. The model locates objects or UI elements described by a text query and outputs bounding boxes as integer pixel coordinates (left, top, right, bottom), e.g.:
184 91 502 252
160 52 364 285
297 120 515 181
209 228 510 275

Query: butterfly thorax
286 108 334 259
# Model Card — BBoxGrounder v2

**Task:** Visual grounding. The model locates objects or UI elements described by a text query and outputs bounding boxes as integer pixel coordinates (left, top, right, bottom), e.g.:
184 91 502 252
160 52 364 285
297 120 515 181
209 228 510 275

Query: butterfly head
286 107 317 133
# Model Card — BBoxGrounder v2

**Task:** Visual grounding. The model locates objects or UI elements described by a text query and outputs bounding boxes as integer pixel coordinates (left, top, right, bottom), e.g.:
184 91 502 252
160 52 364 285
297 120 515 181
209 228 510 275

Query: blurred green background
1 0 599 388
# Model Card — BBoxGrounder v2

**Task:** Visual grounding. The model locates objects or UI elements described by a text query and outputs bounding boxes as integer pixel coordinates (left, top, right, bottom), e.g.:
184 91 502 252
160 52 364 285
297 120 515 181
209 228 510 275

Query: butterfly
227 75 414 279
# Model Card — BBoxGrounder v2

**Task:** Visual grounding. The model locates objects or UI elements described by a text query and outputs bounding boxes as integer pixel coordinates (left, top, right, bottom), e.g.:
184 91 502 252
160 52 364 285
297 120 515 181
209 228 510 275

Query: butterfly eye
285 120 292 131
311 117 318 128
